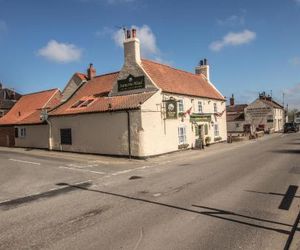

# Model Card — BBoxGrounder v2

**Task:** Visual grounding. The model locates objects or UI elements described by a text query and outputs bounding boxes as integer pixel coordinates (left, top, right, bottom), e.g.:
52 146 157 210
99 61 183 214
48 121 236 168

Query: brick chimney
195 58 210 81
123 28 141 65
87 63 96 80
230 94 235 106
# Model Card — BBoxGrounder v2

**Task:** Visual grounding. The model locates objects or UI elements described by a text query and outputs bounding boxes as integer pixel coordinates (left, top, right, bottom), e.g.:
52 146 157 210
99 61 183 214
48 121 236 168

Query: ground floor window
19 127 26 138
214 124 219 137
178 126 187 145
60 128 72 145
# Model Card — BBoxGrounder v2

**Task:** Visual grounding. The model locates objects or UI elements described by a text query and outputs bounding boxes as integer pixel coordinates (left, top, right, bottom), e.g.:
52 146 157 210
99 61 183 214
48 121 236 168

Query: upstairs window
198 101 203 113
214 103 218 113
178 99 184 113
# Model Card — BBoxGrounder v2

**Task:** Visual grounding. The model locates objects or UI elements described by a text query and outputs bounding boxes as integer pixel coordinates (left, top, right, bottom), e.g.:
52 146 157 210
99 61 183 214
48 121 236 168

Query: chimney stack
230 94 235 106
87 63 96 80
123 28 141 65
195 58 210 81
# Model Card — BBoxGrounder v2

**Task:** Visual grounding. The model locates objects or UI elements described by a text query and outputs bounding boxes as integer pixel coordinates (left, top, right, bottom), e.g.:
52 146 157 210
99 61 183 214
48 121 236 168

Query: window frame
60 128 72 145
178 99 184 113
214 123 219 137
19 127 26 138
198 101 203 113
178 125 187 145
213 103 218 113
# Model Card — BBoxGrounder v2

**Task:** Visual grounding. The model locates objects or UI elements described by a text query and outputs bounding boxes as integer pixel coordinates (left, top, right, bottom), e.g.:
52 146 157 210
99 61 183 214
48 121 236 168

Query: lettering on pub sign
118 74 145 92
165 99 178 119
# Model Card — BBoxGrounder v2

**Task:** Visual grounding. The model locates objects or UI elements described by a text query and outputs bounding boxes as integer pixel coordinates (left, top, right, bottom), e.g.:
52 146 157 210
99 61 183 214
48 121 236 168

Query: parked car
284 122 299 133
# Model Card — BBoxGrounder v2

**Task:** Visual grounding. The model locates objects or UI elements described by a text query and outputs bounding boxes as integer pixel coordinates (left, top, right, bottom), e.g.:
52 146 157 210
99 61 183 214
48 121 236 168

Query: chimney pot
132 28 136 38
230 94 235 106
126 30 131 39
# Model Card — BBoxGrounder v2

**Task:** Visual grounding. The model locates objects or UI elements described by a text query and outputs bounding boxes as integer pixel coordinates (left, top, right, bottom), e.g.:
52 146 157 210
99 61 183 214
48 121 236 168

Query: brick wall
0 126 15 147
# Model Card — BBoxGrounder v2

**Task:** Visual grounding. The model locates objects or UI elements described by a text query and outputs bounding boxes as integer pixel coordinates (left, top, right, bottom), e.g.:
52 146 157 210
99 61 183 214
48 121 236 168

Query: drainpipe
45 116 53 151
126 110 132 159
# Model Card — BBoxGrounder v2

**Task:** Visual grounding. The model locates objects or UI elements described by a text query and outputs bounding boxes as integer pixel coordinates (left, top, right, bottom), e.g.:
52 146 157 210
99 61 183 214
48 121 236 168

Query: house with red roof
0 89 61 147
47 29 227 157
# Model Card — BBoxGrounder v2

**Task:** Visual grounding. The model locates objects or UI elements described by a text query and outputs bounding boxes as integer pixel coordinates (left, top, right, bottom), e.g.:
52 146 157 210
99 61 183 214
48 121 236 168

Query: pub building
47 29 227 158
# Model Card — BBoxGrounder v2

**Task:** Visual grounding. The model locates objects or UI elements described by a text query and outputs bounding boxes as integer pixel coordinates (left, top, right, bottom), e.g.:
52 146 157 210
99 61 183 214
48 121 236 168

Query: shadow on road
57 183 296 236
271 149 300 154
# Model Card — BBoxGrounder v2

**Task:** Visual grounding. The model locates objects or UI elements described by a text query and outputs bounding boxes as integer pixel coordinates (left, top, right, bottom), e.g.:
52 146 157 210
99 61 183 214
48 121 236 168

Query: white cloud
210 29 256 51
113 25 167 61
0 20 7 32
37 40 82 63
217 14 245 26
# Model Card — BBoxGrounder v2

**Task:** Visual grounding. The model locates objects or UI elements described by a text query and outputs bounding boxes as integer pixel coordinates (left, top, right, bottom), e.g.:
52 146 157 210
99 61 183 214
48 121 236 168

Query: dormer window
80 99 94 107
71 100 85 108
71 99 95 109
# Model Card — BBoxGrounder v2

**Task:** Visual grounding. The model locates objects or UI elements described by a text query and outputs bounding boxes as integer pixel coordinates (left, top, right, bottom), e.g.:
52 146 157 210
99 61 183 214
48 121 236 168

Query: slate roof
259 98 283 109
0 89 61 125
226 104 248 113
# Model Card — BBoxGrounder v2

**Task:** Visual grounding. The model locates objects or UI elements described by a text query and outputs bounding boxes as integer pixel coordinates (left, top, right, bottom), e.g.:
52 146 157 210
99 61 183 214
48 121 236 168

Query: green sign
118 74 145 92
190 114 211 123
165 99 178 119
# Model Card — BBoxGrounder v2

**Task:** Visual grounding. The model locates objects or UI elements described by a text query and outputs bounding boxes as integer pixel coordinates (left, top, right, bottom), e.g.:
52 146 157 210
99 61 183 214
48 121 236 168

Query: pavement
0 132 299 249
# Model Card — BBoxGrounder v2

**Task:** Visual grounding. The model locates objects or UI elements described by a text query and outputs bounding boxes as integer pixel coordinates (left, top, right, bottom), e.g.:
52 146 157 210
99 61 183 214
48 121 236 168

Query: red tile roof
0 89 61 126
50 59 225 116
141 59 225 100
49 72 156 116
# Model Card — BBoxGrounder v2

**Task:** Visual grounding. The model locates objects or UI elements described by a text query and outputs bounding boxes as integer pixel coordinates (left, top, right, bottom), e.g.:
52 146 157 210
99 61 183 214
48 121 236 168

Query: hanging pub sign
118 74 145 92
165 99 178 119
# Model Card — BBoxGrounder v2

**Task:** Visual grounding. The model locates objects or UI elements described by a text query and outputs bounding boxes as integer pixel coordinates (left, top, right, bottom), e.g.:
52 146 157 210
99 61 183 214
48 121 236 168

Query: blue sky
0 0 300 108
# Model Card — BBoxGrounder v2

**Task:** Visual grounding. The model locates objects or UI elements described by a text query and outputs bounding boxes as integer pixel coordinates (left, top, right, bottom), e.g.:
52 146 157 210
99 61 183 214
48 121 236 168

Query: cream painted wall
245 99 284 132
139 92 227 157
49 111 142 156
15 125 49 149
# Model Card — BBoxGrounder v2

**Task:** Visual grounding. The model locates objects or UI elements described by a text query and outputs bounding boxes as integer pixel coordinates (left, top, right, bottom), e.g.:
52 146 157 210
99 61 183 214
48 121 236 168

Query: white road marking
9 158 41 165
59 166 106 175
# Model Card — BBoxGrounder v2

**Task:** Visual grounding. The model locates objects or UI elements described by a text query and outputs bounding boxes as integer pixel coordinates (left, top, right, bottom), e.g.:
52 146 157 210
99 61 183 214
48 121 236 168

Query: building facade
226 94 248 134
48 29 227 158
0 89 61 147
245 93 285 133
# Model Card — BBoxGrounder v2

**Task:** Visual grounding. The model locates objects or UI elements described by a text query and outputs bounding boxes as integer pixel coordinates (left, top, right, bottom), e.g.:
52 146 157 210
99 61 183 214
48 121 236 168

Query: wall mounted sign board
118 75 145 92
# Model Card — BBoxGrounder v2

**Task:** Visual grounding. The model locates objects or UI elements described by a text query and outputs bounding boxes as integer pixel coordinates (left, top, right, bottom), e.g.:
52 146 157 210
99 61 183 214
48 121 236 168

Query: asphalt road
0 133 299 250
